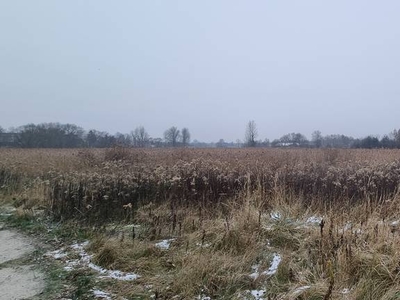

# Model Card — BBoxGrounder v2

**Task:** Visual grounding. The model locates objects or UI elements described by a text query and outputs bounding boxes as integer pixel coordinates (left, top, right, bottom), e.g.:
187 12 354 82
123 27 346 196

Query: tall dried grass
2 148 400 299
1 148 400 221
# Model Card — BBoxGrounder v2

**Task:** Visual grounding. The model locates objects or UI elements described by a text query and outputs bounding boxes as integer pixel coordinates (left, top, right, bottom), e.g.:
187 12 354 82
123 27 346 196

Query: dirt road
0 223 45 299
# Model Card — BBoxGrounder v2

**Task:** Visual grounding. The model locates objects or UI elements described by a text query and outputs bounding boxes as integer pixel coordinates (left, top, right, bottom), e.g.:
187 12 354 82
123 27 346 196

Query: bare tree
392 129 400 147
164 126 180 147
86 130 116 148
115 132 132 146
244 120 258 147
236 139 242 148
62 123 85 147
181 128 191 147
216 139 226 148
131 126 149 148
311 130 323 148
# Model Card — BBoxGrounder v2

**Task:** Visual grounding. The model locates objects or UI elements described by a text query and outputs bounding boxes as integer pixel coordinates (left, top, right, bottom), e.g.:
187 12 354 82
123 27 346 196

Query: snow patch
250 253 281 279
0 213 12 217
45 248 67 260
92 289 111 299
249 289 266 299
270 212 281 220
105 270 139 281
196 288 211 300
249 264 261 279
342 222 362 234
65 241 139 281
306 216 322 224
343 222 352 231
71 241 89 251
196 296 211 300
196 242 211 248
266 253 281 275
155 239 175 250
342 288 350 294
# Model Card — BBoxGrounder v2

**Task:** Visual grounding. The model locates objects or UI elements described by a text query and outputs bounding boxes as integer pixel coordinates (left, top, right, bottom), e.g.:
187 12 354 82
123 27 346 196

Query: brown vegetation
1 148 400 299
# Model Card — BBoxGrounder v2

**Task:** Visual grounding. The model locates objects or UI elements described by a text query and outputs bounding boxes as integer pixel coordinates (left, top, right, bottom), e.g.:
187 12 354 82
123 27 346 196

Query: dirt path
0 219 45 299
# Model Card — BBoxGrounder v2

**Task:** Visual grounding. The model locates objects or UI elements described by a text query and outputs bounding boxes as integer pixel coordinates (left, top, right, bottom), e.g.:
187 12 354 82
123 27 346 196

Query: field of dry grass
1 148 400 299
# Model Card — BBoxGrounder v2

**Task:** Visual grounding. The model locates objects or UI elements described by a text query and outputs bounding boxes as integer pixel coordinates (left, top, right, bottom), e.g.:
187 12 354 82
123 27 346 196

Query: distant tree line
0 123 191 148
242 121 400 149
1 121 400 149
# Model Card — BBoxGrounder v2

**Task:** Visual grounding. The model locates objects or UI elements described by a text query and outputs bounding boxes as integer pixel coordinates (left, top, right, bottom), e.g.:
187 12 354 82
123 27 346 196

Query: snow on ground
266 254 281 275
342 288 351 294
249 264 261 279
306 216 322 224
92 289 112 299
270 212 281 220
196 242 211 248
268 212 325 230
342 222 362 234
249 289 265 300
196 295 211 300
45 248 67 260
250 253 281 280
344 222 352 231
60 241 140 281
195 288 212 299
155 239 175 250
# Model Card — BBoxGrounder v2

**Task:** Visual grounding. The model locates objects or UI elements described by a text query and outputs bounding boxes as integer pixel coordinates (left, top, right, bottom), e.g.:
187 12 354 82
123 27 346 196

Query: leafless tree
312 130 323 148
236 139 242 148
391 129 400 147
244 120 258 147
131 126 149 147
164 126 181 147
115 132 132 146
181 128 191 147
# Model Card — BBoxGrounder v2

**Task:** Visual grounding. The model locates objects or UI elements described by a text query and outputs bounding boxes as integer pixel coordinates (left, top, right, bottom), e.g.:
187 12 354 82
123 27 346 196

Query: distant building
0 133 19 147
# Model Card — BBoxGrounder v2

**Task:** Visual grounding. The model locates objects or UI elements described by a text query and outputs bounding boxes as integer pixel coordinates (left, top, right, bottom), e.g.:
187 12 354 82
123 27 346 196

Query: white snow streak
306 216 322 224
45 248 67 260
249 253 281 279
155 239 175 250
266 254 281 275
92 289 112 299
65 241 139 280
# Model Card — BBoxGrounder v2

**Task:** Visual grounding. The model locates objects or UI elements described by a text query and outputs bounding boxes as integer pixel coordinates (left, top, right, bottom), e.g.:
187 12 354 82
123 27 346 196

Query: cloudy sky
1 1 400 142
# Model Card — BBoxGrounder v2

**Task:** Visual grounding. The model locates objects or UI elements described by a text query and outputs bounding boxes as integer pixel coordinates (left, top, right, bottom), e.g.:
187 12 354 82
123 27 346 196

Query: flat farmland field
1 147 400 299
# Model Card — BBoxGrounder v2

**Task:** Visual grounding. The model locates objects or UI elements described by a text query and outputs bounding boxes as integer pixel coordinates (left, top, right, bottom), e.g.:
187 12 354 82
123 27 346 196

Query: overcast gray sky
1 1 400 142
